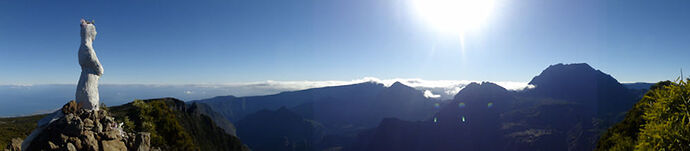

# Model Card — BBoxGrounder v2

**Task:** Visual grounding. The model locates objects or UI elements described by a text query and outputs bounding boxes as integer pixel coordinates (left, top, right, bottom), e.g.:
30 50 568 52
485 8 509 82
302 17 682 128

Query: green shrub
635 79 690 150
0 114 46 148
597 79 690 151
126 100 198 150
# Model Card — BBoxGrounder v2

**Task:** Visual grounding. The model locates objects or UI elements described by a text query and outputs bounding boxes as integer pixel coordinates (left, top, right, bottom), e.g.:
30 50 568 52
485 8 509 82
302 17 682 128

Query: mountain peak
526 63 629 106
453 82 509 100
391 81 404 86
528 63 617 86
387 81 421 95
550 63 594 70
389 81 408 89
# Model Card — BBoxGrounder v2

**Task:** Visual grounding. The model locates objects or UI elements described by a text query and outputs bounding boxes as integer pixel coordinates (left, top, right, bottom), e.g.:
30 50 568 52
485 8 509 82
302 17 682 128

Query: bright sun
412 0 495 34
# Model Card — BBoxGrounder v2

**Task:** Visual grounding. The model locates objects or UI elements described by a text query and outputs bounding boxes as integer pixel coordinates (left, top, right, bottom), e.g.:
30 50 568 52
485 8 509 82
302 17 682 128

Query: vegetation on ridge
110 98 249 151
111 99 198 150
596 79 690 151
0 114 46 149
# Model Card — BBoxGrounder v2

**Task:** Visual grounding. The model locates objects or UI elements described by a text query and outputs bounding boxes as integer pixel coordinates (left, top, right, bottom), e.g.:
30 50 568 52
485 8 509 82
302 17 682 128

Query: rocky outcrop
3 138 22 151
21 101 154 151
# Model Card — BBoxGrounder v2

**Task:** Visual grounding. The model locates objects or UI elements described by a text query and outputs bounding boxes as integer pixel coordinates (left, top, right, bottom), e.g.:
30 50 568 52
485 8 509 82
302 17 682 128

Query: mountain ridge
350 63 646 151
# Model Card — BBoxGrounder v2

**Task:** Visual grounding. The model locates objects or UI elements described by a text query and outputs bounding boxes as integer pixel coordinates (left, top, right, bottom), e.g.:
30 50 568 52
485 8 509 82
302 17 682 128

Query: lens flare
487 102 494 108
458 102 466 108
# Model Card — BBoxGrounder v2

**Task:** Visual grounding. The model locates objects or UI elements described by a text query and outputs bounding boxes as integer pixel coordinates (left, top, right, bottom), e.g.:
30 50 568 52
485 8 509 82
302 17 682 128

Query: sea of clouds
0 77 534 116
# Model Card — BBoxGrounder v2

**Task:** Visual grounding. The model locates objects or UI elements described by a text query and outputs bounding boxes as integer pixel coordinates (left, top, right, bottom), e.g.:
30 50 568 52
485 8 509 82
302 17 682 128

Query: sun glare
412 0 495 34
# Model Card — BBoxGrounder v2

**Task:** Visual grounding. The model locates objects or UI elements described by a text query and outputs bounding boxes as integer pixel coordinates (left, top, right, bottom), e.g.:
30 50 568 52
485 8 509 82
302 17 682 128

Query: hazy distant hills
194 81 440 151
622 82 654 90
0 79 476 117
193 63 651 151
194 81 438 135
0 84 242 116
1 63 659 151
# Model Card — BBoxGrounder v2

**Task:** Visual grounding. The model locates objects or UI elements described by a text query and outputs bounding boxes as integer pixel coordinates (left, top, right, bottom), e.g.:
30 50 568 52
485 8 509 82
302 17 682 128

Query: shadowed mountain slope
525 63 637 116
235 107 325 151
196 82 437 135
352 63 646 151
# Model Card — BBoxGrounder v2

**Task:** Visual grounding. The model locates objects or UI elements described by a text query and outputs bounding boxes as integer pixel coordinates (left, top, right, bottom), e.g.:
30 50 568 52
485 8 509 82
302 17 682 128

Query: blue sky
1 0 689 85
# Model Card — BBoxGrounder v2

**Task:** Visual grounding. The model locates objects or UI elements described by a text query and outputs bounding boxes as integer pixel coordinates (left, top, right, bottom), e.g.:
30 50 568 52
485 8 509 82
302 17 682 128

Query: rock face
76 19 104 111
23 101 152 151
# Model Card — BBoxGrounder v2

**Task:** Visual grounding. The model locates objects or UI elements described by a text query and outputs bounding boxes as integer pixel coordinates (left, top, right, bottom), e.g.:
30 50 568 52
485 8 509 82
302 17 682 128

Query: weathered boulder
101 140 127 151
133 133 151 151
66 143 77 151
3 138 22 151
62 100 80 115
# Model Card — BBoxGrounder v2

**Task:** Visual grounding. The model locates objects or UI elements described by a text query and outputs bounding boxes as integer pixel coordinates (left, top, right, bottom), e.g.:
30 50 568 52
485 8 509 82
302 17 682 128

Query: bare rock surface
3 138 22 151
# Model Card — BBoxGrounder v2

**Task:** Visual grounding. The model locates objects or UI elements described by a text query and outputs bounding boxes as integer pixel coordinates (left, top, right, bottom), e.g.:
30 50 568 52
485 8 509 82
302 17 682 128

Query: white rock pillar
75 19 103 111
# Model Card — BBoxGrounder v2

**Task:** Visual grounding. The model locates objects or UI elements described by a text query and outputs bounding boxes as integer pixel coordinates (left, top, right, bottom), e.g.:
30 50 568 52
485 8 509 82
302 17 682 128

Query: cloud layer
0 77 533 116
183 77 534 99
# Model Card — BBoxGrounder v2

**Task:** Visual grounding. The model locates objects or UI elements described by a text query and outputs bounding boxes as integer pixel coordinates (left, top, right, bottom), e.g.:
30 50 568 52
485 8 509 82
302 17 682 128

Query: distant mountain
195 82 386 122
356 82 515 151
622 82 654 90
195 81 437 135
0 80 462 116
185 63 650 151
353 63 647 151
525 63 637 116
0 84 257 116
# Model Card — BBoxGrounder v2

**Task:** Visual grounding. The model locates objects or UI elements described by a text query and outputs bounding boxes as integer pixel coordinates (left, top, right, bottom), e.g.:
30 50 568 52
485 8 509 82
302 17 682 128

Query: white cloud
0 79 535 116
445 86 463 96
493 81 535 91
423 90 441 98
0 77 533 100
180 77 533 99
